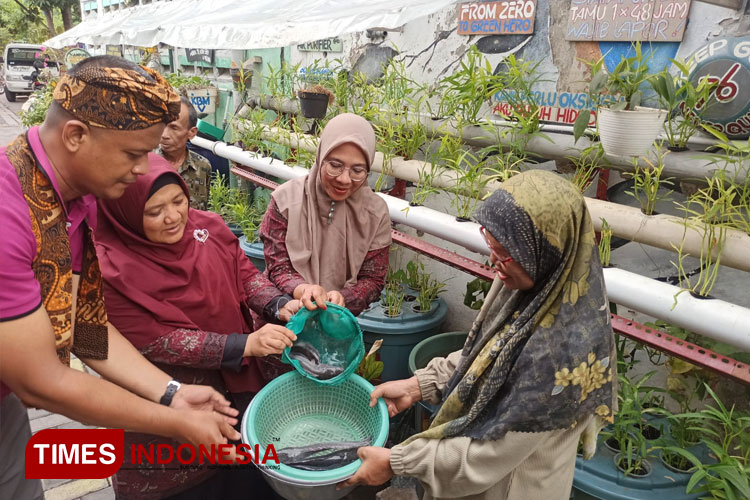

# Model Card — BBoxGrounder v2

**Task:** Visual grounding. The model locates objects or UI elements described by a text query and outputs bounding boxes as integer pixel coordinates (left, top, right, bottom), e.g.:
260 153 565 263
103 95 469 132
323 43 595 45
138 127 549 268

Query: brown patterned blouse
259 197 389 317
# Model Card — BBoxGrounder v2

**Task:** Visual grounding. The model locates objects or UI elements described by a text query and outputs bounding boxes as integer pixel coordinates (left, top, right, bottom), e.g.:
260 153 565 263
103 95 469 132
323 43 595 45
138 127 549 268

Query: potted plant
165 71 218 114
573 42 667 157
650 59 718 152
297 84 334 119
357 265 447 382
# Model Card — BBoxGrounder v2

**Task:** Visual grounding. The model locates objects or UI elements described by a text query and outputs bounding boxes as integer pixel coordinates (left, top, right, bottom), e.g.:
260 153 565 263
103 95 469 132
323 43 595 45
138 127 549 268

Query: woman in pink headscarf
259 113 392 317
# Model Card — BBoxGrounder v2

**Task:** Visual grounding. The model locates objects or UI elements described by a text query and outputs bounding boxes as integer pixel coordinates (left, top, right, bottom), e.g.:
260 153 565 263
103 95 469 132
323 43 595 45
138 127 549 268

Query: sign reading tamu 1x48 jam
457 1 536 36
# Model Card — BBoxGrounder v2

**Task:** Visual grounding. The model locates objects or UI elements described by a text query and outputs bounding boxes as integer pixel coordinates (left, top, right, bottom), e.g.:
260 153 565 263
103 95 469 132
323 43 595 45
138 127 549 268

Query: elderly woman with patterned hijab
341 170 616 500
259 113 392 317
95 155 305 500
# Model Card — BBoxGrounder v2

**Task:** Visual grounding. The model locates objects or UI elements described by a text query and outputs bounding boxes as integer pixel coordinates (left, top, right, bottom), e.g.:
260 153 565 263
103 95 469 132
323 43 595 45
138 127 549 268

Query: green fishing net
282 303 365 386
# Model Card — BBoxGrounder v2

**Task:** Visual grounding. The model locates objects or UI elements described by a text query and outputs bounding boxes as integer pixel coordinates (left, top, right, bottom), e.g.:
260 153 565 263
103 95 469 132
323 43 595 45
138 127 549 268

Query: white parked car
3 43 59 102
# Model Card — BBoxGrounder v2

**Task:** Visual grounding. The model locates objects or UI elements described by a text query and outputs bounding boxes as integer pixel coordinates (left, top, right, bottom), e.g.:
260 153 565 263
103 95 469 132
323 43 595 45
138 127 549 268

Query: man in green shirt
157 96 213 210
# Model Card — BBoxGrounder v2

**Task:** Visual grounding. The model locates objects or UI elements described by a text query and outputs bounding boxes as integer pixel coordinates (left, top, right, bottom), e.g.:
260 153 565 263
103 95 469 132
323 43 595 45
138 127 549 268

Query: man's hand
175 409 241 455
293 284 328 310
245 324 297 357
278 299 303 323
170 384 239 425
337 447 393 489
326 290 346 307
370 376 422 418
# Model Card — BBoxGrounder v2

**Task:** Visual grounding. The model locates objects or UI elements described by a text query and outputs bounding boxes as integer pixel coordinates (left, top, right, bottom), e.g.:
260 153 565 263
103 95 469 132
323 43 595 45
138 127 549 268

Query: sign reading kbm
297 38 343 53
458 1 536 36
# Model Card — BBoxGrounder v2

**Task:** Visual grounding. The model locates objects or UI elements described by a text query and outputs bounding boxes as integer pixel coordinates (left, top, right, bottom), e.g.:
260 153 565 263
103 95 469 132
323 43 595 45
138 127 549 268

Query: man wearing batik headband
0 56 241 500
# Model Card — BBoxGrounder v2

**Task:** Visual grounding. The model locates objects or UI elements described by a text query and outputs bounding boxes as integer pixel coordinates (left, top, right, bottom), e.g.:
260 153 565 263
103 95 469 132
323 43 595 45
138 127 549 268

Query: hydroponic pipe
239 124 750 273
192 135 750 349
245 96 746 183
191 136 489 254
603 267 750 352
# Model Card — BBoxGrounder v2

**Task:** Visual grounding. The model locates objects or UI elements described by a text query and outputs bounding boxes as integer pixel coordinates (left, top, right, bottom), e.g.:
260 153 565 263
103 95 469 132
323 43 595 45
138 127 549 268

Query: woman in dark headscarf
341 170 616 500
259 113 392 317
95 154 304 500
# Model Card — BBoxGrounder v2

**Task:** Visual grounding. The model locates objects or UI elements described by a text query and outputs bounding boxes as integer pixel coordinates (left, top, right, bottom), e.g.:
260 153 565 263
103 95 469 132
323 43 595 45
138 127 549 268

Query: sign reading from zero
457 1 536 36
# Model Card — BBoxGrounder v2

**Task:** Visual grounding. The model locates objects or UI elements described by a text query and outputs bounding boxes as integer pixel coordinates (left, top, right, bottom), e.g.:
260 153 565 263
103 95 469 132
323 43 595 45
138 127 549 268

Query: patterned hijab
271 113 392 291
407 170 615 442
53 60 180 130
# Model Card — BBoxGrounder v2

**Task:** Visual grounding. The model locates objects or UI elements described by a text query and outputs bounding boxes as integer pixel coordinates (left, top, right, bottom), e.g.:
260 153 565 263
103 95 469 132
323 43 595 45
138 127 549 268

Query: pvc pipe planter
232 124 750 273
603 267 750 352
192 136 750 351
243 96 748 184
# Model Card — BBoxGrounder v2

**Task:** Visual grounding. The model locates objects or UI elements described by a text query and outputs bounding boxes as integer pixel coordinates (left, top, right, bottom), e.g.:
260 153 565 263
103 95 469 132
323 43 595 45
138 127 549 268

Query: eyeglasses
480 226 513 265
323 159 369 182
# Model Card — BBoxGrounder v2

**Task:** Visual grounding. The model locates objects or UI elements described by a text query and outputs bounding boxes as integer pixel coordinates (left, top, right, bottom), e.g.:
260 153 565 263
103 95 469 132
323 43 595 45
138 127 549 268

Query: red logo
26 429 124 479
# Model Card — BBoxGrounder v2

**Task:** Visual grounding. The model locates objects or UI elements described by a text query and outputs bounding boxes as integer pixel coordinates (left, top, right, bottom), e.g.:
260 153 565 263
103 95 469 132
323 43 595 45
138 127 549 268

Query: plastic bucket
242 371 389 500
299 92 329 119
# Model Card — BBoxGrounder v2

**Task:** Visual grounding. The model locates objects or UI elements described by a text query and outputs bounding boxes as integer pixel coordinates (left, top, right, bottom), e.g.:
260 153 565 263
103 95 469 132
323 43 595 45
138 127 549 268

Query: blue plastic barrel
238 236 266 272
356 295 447 381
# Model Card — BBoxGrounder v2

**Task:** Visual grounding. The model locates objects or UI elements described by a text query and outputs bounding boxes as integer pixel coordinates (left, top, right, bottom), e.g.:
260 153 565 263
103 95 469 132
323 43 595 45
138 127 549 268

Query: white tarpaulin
45 0 458 50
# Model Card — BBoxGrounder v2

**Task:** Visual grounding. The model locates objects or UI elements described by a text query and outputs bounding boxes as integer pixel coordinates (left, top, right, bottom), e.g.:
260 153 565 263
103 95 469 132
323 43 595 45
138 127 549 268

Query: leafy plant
228 199 258 241
357 339 384 382
164 72 213 93
20 78 56 127
416 273 446 313
382 268 406 317
701 128 750 235
573 41 655 142
440 46 504 125
651 58 718 150
624 147 674 215
464 275 492 310
208 173 263 241
448 150 492 220
409 161 442 207
569 143 606 193
233 108 271 155
494 55 550 156
208 172 233 219
662 385 750 499
402 261 422 290
672 167 735 298
605 371 662 476
265 60 301 100
598 218 613 267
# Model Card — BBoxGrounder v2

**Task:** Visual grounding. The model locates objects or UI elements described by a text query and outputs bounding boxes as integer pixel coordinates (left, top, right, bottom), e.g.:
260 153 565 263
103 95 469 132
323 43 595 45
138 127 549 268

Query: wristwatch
159 379 182 406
